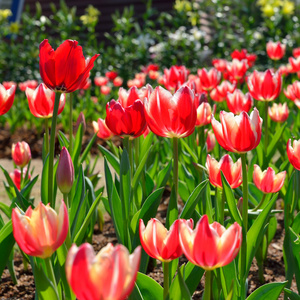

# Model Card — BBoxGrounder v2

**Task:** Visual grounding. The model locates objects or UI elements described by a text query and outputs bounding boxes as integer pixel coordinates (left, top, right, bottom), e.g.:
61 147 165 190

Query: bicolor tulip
94 76 108 86
210 81 236 102
39 39 99 93
212 58 228 72
56 147 74 194
0 83 16 115
287 139 300 170
179 215 242 270
113 77 123 87
247 70 282 101
25 83 65 118
268 103 289 123
284 81 300 109
253 165 286 194
293 47 300 58
231 49 256 67
196 102 212 127
100 86 111 95
3 81 16 90
105 99 146 138
12 201 69 258
19 80 38 92
197 68 221 92
118 85 153 108
226 89 253 114
93 118 114 140
139 218 193 262
163 66 189 91
105 71 118 80
211 108 262 153
289 56 300 73
66 243 141 300
10 168 31 190
206 154 242 188
226 59 248 82
206 130 216 153
12 141 31 167
266 41 286 60
144 86 196 138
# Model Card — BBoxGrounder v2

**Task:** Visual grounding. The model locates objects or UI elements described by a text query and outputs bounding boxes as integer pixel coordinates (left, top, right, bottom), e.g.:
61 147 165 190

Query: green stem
63 193 72 249
198 126 205 164
240 153 248 299
48 92 61 208
44 118 49 155
252 194 267 211
220 188 225 225
69 93 73 156
163 262 170 300
264 101 269 158
20 167 23 190
204 270 212 300
134 137 139 170
44 257 58 297
173 137 179 204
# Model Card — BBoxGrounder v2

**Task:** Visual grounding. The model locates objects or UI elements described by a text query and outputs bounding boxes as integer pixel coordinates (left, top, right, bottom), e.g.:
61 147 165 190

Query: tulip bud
56 147 74 194
12 141 31 167
74 112 86 134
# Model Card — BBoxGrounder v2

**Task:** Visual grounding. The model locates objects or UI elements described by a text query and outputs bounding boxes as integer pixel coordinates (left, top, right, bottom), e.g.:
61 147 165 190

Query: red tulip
196 102 212 127
226 89 253 114
144 86 196 138
206 154 242 189
12 141 31 167
226 59 248 82
26 83 66 118
197 68 221 92
3 81 16 90
289 56 300 73
0 83 16 115
100 86 111 95
179 215 242 270
19 80 38 92
94 76 108 86
12 201 69 258
163 66 189 91
210 81 236 102
10 168 31 190
266 41 286 60
39 39 99 93
93 118 113 140
105 99 146 138
247 70 282 101
66 243 141 300
253 165 286 194
113 76 123 87
231 49 256 67
118 85 153 108
284 81 300 109
287 139 300 170
211 108 262 153
268 103 289 123
105 71 118 80
149 70 159 80
212 58 228 72
80 78 91 90
139 218 193 262
293 47 300 58
206 130 216 152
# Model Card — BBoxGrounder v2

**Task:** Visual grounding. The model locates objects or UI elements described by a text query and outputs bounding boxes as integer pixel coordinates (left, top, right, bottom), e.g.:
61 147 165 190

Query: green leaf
41 154 49 205
180 180 208 219
79 133 97 165
135 272 163 300
157 161 172 189
184 262 205 295
289 227 300 290
99 144 120 174
166 185 178 229
0 202 11 218
284 288 300 300
256 143 263 167
246 281 287 300
266 123 286 160
58 130 69 148
180 138 198 162
0 221 15 277
120 149 131 221
140 132 154 163
72 123 83 173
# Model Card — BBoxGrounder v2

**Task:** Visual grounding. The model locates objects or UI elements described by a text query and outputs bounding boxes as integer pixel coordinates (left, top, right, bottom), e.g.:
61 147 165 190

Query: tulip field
1 2 300 299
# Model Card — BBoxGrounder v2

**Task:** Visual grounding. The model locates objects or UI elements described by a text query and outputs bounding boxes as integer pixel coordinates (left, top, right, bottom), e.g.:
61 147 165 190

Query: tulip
226 59 248 82
12 201 69 259
253 165 286 194
284 81 300 109
12 141 31 167
105 99 146 138
10 168 31 190
197 68 221 92
206 154 242 189
179 215 242 270
293 47 300 58
66 243 141 300
0 83 16 115
39 39 99 93
231 49 257 67
266 41 286 60
206 130 216 152
105 71 118 80
94 76 108 86
226 89 253 114
56 147 74 194
3 81 16 90
268 103 289 123
212 58 228 72
289 56 300 73
196 102 212 127
287 139 300 170
25 83 66 118
163 66 189 91
100 85 111 95
113 76 123 87
93 118 113 140
144 86 196 138
80 78 91 90
19 80 38 92
247 70 282 101
149 70 159 80
118 85 153 108
139 218 193 262
74 112 86 134
211 108 262 153
210 81 236 102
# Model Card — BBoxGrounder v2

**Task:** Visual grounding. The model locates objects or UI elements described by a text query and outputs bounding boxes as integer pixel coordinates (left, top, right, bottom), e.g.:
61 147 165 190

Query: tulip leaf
184 262 205 295
221 172 242 226
135 272 163 300
98 144 120 174
132 146 152 193
246 281 287 300
0 221 15 277
120 149 131 220
21 175 39 200
41 154 49 205
79 132 97 165
246 193 278 277
58 130 69 148
157 161 172 189
292 211 300 233
72 123 83 173
0 201 11 218
288 227 300 290
255 143 264 167
166 185 178 229
180 180 208 220
140 132 154 163
178 180 190 203
284 288 300 300
180 138 198 162
266 123 286 160
179 164 196 194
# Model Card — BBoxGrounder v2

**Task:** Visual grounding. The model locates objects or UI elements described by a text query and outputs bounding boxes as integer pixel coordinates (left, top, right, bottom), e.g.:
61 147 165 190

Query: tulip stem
44 257 58 297
20 167 23 190
44 118 49 156
198 126 205 164
204 270 212 300
264 101 269 159
252 194 267 211
63 193 72 249
69 93 73 156
218 188 225 225
163 262 170 300
48 92 61 208
173 137 179 204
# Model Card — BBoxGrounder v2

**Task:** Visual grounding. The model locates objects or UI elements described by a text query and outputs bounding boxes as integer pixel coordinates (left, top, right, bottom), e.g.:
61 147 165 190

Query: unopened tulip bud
12 141 31 167
56 147 74 194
